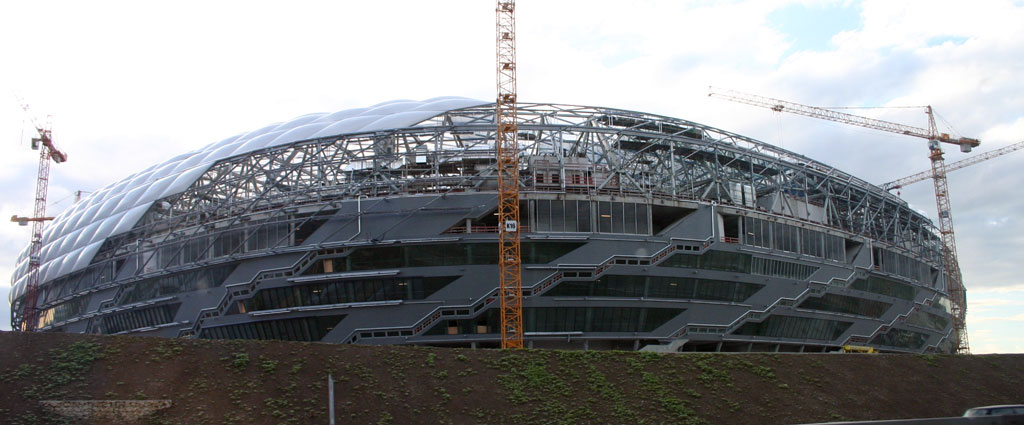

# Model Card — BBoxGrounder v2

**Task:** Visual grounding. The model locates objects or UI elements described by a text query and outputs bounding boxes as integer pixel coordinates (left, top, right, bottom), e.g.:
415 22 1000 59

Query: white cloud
969 313 1024 324
968 298 1024 309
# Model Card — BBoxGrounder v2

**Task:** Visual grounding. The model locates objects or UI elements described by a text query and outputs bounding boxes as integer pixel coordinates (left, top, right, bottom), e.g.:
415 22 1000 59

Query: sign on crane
12 99 68 332
496 0 523 349
708 87 975 354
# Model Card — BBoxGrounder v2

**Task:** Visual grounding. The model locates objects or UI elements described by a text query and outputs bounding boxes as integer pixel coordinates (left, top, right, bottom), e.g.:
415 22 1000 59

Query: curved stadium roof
13 97 489 291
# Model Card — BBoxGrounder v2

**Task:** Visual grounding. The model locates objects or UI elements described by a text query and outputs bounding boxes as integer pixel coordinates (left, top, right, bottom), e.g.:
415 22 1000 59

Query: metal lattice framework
153 103 942 251
12 102 947 330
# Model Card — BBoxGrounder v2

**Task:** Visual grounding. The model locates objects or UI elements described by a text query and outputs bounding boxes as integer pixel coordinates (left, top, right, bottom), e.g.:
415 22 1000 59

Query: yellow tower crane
709 87 977 354
496 0 523 349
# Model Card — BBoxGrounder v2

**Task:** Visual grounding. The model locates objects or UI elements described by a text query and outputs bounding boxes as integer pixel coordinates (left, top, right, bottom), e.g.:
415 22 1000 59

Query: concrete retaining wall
40 400 172 423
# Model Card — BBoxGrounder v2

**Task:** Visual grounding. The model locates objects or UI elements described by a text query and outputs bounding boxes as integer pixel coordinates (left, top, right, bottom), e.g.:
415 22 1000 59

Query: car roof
969 405 1024 409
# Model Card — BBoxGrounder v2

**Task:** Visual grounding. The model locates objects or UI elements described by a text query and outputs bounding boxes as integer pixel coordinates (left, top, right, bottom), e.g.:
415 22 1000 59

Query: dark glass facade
532 200 650 235
906 310 950 332
527 307 683 333
798 293 892 318
732 315 852 341
242 276 457 311
102 303 181 334
199 315 346 341
850 277 919 301
121 264 237 305
34 295 91 329
660 250 818 280
873 247 934 284
545 274 762 303
750 257 818 280
426 307 684 335
743 217 845 262
307 242 584 273
660 250 752 274
870 328 929 349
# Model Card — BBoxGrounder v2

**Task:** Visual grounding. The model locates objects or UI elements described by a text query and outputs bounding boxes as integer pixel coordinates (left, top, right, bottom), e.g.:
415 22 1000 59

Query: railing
444 225 531 234
178 248 329 337
349 239 695 341
841 300 951 353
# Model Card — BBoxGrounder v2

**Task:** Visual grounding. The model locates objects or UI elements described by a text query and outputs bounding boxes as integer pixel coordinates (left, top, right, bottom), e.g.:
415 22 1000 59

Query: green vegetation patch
693 354 733 388
21 340 105 400
490 352 572 404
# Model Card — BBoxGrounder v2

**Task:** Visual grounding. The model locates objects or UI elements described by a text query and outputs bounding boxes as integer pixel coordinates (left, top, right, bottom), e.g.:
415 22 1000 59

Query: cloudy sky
1 0 1021 352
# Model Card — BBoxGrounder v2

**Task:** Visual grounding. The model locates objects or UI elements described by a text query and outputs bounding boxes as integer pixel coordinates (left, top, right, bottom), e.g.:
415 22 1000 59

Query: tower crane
11 99 68 332
708 87 976 354
883 140 1024 190
495 0 523 349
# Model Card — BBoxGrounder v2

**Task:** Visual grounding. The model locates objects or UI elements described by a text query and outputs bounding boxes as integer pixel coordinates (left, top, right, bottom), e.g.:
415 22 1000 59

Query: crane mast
924 107 971 354
12 109 68 332
709 87 974 353
496 0 523 349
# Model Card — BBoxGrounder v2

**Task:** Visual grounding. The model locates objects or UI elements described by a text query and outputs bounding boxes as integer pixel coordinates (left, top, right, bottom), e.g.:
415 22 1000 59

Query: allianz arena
9 97 956 353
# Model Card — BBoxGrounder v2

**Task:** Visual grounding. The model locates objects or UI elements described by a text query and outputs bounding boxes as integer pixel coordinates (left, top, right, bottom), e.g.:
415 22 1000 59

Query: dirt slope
1 331 1021 425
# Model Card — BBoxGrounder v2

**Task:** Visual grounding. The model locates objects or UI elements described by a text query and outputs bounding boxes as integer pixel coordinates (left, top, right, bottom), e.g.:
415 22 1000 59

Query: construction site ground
1 331 1022 425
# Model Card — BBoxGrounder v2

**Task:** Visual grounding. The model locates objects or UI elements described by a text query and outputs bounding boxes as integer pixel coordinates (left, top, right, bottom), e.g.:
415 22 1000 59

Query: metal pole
328 374 335 425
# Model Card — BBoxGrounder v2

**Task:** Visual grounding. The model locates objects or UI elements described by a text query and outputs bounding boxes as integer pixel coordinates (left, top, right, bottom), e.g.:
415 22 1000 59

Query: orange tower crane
11 101 68 332
495 0 523 349
709 87 977 354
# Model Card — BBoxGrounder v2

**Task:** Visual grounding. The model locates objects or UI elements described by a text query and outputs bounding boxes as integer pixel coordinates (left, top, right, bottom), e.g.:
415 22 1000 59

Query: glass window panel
565 201 578 232
773 223 784 251
744 217 758 248
612 202 624 233
801 229 822 258
536 200 551 232
623 203 637 234
791 226 799 253
906 310 950 331
762 219 772 248
598 202 612 232
550 200 565 232
637 204 649 235
578 201 592 232
159 243 180 269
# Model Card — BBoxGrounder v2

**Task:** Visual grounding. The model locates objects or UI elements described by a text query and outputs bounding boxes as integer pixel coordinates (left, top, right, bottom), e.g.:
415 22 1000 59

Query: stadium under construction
9 97 957 353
